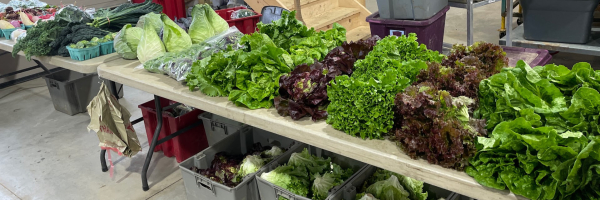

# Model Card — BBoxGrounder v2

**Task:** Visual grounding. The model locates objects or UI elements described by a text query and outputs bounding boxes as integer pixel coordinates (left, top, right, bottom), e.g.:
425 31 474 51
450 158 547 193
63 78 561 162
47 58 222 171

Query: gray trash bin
376 0 448 20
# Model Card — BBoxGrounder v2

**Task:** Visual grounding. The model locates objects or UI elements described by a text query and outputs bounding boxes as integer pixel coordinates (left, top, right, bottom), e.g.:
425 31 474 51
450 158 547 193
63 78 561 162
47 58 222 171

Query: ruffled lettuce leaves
356 168 428 200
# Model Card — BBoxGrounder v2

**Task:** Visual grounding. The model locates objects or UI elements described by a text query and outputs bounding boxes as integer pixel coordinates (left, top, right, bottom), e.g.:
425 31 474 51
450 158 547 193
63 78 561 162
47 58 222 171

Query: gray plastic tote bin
340 165 458 200
43 70 121 115
179 126 301 200
199 112 247 146
256 144 366 200
521 0 600 44
377 0 448 20
366 6 450 52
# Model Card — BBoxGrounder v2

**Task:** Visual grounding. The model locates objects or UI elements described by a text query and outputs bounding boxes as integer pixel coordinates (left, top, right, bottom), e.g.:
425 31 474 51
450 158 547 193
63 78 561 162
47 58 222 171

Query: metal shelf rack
448 0 501 45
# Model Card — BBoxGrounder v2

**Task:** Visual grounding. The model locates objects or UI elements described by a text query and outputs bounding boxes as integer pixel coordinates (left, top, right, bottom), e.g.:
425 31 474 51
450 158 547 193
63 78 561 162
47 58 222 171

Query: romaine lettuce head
365 176 410 200
161 14 192 53
136 12 163 35
202 4 229 34
189 4 215 44
137 21 166 64
114 24 143 59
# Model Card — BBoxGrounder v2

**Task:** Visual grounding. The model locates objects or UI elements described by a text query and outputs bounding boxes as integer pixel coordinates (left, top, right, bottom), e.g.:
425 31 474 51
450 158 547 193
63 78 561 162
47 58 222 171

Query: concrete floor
1 2 600 200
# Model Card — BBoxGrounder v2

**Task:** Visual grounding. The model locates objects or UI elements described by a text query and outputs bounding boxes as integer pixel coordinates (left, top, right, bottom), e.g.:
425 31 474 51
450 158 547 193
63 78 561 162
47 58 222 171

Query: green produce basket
0 29 4 38
24 25 34 30
2 28 17 40
66 45 100 61
99 41 115 55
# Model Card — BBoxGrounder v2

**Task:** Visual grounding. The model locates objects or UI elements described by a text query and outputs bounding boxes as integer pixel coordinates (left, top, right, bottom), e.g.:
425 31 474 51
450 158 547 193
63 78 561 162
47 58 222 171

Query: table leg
142 95 163 191
100 149 108 172
108 80 119 100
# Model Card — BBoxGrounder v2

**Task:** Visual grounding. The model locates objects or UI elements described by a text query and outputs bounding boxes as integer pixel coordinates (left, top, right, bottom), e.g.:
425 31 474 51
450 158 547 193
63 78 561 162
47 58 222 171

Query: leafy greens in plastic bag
137 21 166 63
114 24 143 59
161 14 192 53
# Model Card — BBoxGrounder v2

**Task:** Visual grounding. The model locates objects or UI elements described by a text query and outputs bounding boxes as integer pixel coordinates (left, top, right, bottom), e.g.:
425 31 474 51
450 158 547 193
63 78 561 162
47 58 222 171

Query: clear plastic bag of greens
143 53 178 74
167 58 195 82
230 9 256 19
55 5 93 23
203 26 244 50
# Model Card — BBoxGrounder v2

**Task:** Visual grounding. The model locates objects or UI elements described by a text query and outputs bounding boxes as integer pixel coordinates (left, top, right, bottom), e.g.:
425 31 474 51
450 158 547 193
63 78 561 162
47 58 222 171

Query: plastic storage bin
377 0 447 20
502 46 552 67
2 28 16 40
366 6 449 52
43 70 101 115
179 126 300 200
139 98 210 162
199 112 246 146
132 0 185 19
215 6 262 34
66 46 100 61
100 41 115 55
521 0 600 44
340 165 458 200
256 144 366 200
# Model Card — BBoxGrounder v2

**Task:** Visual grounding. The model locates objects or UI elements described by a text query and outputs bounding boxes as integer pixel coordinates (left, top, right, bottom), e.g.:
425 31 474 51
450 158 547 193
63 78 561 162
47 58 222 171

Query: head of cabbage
114 24 143 60
136 12 163 35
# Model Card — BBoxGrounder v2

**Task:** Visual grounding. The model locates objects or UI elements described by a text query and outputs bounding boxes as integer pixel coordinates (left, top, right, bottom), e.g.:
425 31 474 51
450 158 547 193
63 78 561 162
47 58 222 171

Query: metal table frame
98 81 203 191
448 0 501 45
0 56 63 89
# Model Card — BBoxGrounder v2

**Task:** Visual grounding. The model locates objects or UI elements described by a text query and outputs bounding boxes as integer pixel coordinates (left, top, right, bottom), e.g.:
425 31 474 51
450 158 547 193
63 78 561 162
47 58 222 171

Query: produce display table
97 58 527 200
500 25 600 56
0 40 121 74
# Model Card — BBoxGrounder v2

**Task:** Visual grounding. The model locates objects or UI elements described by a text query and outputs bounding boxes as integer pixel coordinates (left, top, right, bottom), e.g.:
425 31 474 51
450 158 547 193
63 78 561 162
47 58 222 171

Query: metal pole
467 0 474 45
506 0 513 46
141 95 163 191
109 80 119 100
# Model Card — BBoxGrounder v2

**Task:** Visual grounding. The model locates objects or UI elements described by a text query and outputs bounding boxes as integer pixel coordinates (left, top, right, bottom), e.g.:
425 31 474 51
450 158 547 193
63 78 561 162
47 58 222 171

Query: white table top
0 39 121 74
98 58 526 200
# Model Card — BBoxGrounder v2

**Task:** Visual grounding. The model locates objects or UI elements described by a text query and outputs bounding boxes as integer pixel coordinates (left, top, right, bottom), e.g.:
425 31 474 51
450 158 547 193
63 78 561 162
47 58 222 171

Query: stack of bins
138 98 209 162
367 0 449 52
179 126 301 200
255 144 366 200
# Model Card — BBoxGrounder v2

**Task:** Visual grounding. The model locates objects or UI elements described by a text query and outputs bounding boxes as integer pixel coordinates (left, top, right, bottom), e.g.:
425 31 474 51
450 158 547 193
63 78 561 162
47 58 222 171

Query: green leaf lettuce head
312 173 339 200
237 155 265 178
114 24 143 59
136 12 163 35
357 169 427 200
137 20 166 63
161 14 192 53
326 62 422 139
257 10 316 52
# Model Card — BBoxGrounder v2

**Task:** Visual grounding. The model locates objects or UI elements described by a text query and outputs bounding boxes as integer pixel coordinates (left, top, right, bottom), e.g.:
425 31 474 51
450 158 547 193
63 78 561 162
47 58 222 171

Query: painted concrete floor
1 2 600 200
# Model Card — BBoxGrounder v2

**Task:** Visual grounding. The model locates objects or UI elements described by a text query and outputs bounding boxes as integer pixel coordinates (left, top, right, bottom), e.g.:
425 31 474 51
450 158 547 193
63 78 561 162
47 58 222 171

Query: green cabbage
114 24 143 59
137 20 166 64
189 4 215 44
161 14 192 53
203 4 229 34
136 12 163 35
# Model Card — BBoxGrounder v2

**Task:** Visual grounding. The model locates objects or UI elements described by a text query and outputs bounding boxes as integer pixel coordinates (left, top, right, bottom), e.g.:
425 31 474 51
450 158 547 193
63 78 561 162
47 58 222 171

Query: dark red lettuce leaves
414 42 508 112
275 36 381 121
394 83 486 170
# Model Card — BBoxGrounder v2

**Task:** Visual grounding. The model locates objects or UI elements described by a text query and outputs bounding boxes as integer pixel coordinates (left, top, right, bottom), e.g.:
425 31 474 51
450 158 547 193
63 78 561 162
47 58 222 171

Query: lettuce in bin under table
467 61 600 200
356 168 428 200
260 148 354 200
